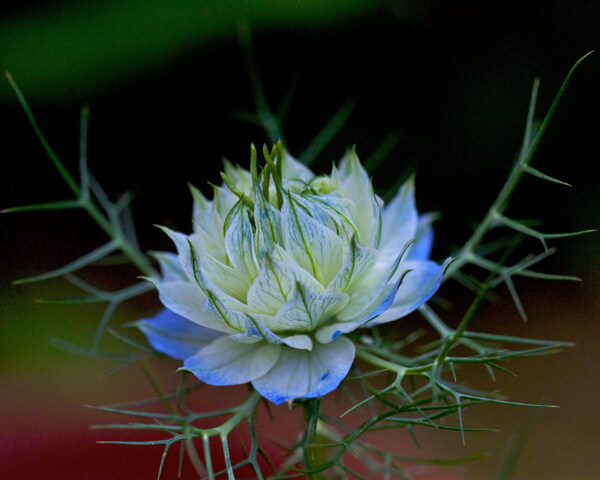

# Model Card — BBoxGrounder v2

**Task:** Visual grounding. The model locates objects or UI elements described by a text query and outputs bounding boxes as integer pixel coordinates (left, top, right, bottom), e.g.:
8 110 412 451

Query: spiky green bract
5 75 157 348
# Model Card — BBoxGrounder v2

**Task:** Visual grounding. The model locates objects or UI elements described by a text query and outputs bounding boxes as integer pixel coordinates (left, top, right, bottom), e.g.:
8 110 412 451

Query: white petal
327 235 377 293
281 334 313 351
305 194 360 237
315 269 408 343
185 239 251 314
224 201 259 281
286 192 339 233
282 194 345 286
190 184 212 233
201 289 248 332
253 186 284 255
232 316 314 351
282 151 314 181
252 336 355 404
247 254 324 315
200 253 250 302
379 177 418 264
223 159 253 195
337 240 411 322
157 226 194 273
151 251 186 282
273 283 349 332
337 148 381 245
183 336 281 386
150 279 236 334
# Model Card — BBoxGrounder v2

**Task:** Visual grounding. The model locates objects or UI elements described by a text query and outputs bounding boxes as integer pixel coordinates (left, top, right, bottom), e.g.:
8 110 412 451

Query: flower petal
379 177 418 264
251 336 355 404
273 283 349 333
327 235 377 293
232 315 314 351
224 200 259 282
282 151 314 182
337 148 381 246
149 278 236 334
200 252 250 302
247 253 324 315
282 193 345 286
151 251 186 282
253 185 284 256
137 308 222 360
406 214 435 261
315 268 410 343
183 336 281 386
367 258 449 326
336 239 412 322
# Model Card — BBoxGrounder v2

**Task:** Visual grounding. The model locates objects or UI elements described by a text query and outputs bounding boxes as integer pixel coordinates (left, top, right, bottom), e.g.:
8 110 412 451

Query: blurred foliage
0 0 374 101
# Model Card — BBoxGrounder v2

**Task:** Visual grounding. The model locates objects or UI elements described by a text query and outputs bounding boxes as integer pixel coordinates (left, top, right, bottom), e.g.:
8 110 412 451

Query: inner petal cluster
139 147 447 404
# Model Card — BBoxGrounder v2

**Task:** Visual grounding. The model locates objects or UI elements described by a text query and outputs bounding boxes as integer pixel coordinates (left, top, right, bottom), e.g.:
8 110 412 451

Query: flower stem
445 52 592 280
303 398 328 479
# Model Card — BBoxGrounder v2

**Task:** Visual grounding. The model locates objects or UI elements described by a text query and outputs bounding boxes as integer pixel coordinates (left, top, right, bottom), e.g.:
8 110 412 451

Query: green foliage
4 39 593 479
0 0 373 101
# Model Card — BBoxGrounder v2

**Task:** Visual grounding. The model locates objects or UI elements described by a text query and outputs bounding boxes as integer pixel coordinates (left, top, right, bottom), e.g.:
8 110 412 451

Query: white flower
138 147 447 404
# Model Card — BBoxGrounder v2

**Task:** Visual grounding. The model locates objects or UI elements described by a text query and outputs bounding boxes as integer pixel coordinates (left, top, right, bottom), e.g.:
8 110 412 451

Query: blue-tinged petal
183 336 281 386
406 214 435 261
315 268 410 344
367 258 449 326
137 308 222 360
336 239 412 322
252 336 355 404
379 177 418 263
148 278 235 334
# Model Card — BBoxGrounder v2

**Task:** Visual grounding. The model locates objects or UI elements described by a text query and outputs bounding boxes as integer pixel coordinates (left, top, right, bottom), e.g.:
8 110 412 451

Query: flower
138 146 448 404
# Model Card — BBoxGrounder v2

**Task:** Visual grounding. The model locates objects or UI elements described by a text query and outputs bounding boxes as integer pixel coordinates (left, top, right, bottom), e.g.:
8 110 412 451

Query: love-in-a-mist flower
138 146 448 404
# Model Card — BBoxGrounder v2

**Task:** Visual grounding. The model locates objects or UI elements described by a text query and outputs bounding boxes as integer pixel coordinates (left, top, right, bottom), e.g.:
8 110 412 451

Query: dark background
1 1 598 478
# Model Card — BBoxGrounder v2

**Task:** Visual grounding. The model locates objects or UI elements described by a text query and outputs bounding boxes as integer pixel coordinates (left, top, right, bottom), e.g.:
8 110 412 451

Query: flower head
138 146 447 404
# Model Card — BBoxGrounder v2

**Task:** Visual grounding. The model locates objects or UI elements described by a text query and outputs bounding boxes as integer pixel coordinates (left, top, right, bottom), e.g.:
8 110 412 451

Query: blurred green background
1 1 598 478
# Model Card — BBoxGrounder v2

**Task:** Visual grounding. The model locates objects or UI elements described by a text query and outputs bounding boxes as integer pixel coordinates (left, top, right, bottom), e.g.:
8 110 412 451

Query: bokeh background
1 1 598 478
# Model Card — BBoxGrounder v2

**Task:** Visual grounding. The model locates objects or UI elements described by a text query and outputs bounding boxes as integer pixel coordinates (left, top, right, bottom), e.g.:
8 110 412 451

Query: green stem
355 348 432 376
7 72 156 278
303 398 327 479
445 52 592 280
